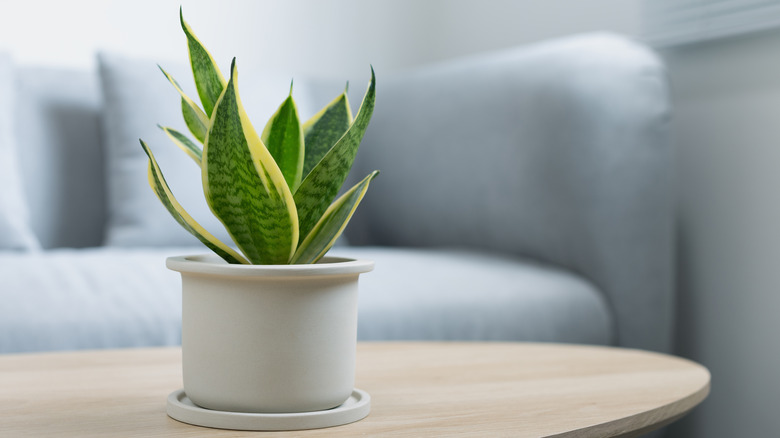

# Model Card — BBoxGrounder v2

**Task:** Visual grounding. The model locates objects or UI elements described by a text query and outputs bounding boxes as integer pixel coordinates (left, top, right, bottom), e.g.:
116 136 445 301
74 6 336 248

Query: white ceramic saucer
166 388 371 431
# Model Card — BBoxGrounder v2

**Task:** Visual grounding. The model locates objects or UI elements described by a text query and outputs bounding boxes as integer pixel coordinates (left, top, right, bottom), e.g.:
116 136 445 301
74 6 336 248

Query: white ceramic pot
166 254 374 414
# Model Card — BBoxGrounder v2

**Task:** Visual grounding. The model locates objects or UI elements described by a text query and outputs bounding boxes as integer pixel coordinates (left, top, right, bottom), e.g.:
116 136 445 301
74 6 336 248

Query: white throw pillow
98 52 317 248
0 54 41 251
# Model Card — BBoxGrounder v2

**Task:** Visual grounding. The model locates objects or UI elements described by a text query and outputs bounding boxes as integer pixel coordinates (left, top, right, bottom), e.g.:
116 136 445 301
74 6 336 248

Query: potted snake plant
140 10 377 429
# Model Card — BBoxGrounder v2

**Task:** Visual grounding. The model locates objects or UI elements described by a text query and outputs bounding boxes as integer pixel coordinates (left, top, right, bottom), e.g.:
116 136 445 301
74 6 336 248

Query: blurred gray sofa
0 32 673 354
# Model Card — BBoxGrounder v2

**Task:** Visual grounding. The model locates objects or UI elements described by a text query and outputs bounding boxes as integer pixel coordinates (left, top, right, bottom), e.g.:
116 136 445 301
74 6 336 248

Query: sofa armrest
349 33 674 352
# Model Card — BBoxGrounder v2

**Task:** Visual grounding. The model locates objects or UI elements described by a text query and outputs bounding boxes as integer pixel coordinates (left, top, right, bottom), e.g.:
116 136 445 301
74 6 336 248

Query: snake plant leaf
181 99 207 143
291 171 378 264
180 9 226 118
294 67 376 243
159 66 209 143
140 140 248 265
158 125 202 165
203 58 298 265
260 88 304 191
301 90 352 179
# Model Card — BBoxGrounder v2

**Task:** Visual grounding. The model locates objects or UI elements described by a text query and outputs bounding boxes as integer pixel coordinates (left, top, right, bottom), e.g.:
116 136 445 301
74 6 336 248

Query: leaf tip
179 7 199 42
139 139 151 156
157 65 177 86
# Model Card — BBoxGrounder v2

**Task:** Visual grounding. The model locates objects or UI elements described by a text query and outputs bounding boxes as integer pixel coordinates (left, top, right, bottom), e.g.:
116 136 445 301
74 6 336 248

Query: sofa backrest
348 33 674 352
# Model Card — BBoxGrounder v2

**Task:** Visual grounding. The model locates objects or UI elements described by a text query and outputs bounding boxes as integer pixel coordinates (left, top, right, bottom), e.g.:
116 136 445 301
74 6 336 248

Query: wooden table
0 343 709 437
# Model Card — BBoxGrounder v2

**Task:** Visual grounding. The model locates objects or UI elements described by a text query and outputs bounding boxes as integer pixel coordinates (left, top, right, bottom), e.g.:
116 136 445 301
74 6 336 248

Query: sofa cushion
0 246 612 353
0 247 193 353
0 54 40 251
97 52 325 248
14 66 103 249
332 246 614 344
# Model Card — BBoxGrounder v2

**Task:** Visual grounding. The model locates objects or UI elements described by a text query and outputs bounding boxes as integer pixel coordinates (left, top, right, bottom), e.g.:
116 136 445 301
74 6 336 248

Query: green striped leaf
159 125 202 164
159 66 208 143
301 89 352 179
291 171 378 264
181 99 207 143
294 67 376 243
260 88 304 191
203 59 298 265
180 9 226 118
140 140 248 265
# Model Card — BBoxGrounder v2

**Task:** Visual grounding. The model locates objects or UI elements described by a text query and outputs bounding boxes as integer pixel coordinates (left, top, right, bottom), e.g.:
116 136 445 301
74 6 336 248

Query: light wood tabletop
0 342 709 437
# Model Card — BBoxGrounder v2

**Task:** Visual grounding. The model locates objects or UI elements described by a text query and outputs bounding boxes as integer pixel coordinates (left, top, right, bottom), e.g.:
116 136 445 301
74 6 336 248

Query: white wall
661 31 780 437
0 0 639 76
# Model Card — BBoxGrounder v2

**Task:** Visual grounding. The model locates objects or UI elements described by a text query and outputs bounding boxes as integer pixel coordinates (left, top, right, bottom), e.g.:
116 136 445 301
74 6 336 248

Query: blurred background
2 0 779 436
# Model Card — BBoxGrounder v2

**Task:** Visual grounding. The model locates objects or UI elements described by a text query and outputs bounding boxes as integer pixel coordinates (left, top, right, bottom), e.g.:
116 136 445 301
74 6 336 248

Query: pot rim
166 254 374 278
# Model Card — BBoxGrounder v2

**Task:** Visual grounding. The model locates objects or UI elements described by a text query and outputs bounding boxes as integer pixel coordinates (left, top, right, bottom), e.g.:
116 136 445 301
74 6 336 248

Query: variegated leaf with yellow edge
203 58 298 265
158 125 202 165
140 139 248 265
294 67 376 245
292 171 379 264
158 65 209 143
261 85 304 191
180 8 226 118
301 88 352 179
